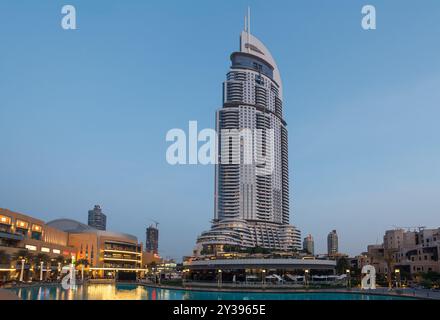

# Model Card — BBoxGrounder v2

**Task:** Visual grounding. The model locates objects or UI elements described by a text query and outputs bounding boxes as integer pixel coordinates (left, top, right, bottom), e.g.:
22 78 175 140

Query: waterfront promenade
0 289 20 300
138 280 440 300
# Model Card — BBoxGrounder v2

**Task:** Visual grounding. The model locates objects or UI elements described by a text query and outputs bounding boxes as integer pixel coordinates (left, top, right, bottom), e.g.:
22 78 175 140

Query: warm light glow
32 224 42 232
346 269 350 273
89 267 149 271
41 247 50 253
53 249 61 254
25 245 37 251
16 219 29 229
395 269 400 273
103 257 140 262
104 249 142 255
305 269 309 273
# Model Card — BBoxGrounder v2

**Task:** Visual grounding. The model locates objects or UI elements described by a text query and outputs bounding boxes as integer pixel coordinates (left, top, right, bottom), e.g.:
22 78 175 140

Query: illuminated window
16 220 29 229
25 245 37 251
32 224 42 232
0 215 12 225
41 247 50 253
53 249 61 254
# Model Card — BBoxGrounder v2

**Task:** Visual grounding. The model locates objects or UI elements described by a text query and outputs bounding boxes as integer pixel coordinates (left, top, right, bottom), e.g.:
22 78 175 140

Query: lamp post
19 259 25 282
346 269 351 288
395 269 401 288
40 261 44 281
57 262 61 280
262 269 266 286
218 269 222 288
304 269 309 287
69 255 76 287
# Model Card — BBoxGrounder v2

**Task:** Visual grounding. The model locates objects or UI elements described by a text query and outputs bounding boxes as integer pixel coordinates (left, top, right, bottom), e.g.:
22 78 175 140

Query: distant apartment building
361 228 440 276
327 230 338 256
303 234 314 255
88 205 107 231
146 225 159 254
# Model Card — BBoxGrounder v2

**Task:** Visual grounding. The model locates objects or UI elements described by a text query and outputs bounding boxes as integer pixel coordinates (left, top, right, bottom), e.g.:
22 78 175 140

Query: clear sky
1 0 439 260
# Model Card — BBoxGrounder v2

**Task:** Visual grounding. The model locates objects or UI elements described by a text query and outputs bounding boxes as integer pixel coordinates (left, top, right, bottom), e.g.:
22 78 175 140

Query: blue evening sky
1 0 439 260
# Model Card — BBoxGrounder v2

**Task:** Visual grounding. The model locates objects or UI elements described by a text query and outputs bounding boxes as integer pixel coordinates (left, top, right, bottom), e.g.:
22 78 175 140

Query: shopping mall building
0 208 145 280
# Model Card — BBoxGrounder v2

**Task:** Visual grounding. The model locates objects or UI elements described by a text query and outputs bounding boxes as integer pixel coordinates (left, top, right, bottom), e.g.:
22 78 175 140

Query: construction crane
150 219 160 229
392 225 426 232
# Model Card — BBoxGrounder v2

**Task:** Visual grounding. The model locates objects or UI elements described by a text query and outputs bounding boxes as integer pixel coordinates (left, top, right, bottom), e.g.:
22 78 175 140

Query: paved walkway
0 289 20 300
141 282 440 300
361 287 440 300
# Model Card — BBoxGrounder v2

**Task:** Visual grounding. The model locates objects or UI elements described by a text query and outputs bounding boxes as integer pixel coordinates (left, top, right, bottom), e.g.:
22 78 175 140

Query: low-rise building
1 208 145 281
47 219 143 279
362 228 440 277
0 208 75 259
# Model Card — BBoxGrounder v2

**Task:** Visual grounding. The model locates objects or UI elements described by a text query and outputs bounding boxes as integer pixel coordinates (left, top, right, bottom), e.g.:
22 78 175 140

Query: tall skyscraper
146 225 159 254
196 15 301 252
303 234 315 255
87 205 107 231
327 230 339 256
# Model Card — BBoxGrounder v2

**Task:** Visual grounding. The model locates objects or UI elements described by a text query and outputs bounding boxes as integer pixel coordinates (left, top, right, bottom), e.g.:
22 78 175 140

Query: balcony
0 231 24 241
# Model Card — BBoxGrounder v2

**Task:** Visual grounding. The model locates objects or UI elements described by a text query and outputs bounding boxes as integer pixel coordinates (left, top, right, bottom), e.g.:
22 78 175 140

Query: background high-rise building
327 230 339 256
146 225 159 254
196 16 301 252
303 234 315 255
87 205 107 231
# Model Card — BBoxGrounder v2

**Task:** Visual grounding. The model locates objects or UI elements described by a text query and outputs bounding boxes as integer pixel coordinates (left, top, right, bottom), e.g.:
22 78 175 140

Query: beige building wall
0 208 75 258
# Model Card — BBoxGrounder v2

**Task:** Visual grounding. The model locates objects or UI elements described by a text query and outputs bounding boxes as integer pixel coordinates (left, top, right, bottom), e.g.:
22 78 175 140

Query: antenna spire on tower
246 6 251 53
247 6 251 35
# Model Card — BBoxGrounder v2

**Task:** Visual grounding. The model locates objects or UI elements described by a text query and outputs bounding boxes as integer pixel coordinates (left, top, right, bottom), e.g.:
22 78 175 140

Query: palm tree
336 257 351 274
12 249 35 281
36 253 50 263
52 255 65 280
383 248 398 288
0 250 12 282
75 259 90 282
35 253 50 281
0 250 11 266
75 258 89 267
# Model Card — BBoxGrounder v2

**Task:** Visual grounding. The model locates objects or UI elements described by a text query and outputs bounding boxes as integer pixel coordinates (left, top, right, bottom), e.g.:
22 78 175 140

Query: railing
87 278 116 284
182 280 347 289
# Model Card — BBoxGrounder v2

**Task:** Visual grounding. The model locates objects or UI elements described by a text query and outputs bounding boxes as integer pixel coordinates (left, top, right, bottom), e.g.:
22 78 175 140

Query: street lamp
262 269 266 285
304 269 309 287
395 269 401 288
19 259 25 282
217 269 222 287
40 261 44 281
346 269 351 288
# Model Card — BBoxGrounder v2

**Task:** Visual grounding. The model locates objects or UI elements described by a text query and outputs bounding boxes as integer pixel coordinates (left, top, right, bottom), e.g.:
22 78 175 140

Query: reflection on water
11 284 413 300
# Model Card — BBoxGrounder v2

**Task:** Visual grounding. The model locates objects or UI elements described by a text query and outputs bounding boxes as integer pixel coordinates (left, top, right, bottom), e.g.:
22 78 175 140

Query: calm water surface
11 284 414 300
